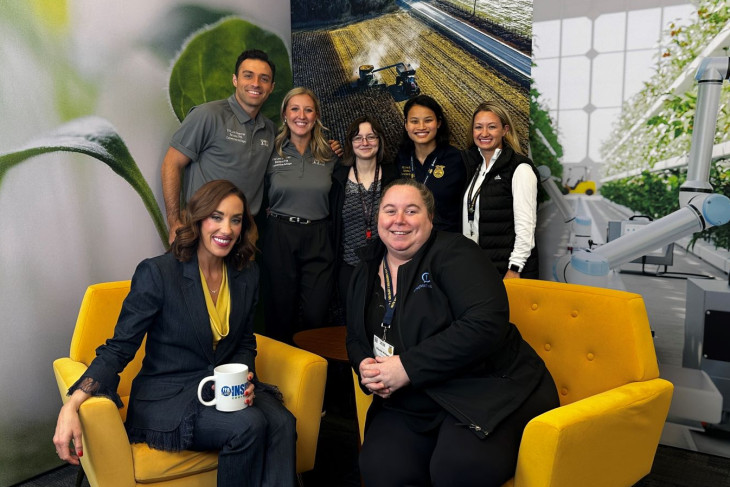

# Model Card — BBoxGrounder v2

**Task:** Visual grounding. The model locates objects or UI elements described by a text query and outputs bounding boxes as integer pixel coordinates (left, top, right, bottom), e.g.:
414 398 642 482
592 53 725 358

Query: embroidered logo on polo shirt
413 272 432 293
494 175 502 180
226 129 246 144
260 139 269 147
271 156 292 167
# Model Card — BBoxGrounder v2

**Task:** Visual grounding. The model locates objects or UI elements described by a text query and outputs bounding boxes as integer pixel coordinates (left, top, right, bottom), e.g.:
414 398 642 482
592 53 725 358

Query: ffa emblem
433 165 445 178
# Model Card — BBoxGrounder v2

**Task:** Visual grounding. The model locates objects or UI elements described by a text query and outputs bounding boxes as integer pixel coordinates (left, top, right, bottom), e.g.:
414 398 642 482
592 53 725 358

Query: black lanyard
353 163 380 240
381 254 397 340
410 153 438 186
466 165 485 222
467 151 499 221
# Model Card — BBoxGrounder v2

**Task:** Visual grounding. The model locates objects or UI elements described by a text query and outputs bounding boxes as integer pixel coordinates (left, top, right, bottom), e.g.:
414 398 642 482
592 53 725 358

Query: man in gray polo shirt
161 49 276 245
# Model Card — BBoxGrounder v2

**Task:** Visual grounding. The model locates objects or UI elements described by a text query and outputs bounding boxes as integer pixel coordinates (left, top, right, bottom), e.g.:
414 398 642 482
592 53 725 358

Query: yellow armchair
53 281 328 487
352 279 673 487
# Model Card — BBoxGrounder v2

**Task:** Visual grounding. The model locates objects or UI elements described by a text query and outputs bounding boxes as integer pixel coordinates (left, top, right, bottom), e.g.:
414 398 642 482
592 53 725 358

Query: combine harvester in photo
353 62 421 97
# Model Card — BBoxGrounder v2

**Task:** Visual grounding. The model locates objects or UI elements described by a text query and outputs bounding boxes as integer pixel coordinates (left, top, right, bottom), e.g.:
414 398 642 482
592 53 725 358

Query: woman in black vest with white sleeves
462 101 540 279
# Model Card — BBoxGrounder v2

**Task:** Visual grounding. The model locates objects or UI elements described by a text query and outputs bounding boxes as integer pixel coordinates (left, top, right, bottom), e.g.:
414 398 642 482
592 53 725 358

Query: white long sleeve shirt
462 149 537 271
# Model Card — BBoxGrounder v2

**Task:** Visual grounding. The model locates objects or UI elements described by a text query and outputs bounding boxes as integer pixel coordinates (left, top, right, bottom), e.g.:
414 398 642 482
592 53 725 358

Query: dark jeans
359 370 559 487
189 389 296 487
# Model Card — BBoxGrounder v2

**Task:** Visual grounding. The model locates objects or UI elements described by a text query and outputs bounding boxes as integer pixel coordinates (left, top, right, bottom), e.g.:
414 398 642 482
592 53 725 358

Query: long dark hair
171 180 257 270
342 115 386 167
399 94 451 153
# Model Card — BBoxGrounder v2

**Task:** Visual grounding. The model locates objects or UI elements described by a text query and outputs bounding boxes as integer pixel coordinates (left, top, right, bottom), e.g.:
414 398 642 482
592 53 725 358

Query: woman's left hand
362 355 410 398
244 372 255 406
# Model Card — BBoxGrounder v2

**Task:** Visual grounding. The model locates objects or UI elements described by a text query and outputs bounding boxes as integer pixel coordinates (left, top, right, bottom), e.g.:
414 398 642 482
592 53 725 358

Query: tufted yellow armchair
53 281 328 487
353 279 673 487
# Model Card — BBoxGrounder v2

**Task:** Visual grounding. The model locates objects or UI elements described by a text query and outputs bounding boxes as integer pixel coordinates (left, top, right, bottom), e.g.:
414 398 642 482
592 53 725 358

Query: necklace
352 162 380 240
209 288 218 294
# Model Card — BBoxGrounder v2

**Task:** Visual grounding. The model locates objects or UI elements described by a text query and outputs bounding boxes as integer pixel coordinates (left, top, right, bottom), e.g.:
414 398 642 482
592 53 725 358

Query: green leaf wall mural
0 15 291 249
0 116 168 243
169 16 292 124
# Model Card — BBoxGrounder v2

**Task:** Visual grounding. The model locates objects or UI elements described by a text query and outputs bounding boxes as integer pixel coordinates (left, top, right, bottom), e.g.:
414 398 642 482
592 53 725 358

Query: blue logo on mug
221 383 246 399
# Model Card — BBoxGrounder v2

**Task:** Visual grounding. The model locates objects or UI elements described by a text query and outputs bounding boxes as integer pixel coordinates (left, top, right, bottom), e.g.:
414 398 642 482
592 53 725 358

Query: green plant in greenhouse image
530 87 564 203
598 0 730 251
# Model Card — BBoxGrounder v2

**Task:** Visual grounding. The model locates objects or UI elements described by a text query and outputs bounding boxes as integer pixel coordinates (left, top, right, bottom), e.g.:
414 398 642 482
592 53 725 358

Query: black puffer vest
463 144 539 278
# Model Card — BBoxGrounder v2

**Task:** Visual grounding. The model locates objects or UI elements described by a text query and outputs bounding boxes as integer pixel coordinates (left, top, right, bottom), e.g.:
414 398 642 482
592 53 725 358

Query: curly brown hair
170 180 257 270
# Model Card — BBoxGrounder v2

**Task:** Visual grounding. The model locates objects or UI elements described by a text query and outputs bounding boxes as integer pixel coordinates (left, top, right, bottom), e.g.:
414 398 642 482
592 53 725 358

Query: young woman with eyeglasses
329 116 397 311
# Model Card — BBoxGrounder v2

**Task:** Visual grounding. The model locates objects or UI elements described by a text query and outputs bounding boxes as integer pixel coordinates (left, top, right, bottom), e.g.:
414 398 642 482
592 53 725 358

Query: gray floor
537 195 730 458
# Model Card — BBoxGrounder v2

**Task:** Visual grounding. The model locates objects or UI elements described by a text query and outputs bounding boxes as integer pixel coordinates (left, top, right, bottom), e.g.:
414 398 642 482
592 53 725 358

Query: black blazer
346 231 547 438
78 252 258 448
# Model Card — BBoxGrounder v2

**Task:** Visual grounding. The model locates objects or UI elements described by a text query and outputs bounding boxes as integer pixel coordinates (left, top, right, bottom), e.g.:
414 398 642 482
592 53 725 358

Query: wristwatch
509 264 522 273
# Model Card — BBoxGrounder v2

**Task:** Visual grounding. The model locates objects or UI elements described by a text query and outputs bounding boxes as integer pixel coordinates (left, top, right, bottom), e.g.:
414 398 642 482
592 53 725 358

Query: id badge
373 335 394 358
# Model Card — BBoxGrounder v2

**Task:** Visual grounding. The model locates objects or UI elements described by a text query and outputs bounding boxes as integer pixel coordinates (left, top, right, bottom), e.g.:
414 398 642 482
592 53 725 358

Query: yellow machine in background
564 165 597 195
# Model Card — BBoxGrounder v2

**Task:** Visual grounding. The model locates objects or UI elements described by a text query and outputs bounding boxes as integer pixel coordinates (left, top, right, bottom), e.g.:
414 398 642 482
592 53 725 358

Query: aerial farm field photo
291 0 532 159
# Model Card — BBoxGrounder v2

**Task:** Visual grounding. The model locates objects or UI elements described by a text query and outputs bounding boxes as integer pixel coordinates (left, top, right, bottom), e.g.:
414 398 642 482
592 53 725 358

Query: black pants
262 217 334 343
359 371 559 487
337 261 356 314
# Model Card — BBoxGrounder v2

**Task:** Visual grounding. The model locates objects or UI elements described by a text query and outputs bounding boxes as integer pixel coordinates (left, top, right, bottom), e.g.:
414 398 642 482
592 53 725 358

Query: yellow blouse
199 263 231 349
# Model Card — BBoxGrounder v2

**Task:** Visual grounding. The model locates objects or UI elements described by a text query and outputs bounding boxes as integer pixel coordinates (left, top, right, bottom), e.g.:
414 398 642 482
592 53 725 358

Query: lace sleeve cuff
68 375 124 409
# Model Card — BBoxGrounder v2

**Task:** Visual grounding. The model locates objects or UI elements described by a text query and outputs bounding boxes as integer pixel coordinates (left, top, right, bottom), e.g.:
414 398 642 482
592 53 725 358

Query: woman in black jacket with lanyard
397 94 466 232
346 179 557 487
462 100 540 279
53 180 296 487
330 115 397 312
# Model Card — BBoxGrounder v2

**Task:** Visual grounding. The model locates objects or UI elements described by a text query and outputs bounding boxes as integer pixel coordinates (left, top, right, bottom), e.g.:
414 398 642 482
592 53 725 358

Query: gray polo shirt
170 94 276 216
266 139 335 221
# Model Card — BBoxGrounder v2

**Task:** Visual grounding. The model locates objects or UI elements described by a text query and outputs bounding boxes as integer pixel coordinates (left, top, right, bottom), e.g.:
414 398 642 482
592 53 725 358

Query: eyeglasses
352 134 379 145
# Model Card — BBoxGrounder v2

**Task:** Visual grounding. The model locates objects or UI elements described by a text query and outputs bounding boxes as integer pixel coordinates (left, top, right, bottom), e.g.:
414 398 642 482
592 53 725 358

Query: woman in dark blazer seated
347 179 558 487
53 180 296 487
330 115 397 312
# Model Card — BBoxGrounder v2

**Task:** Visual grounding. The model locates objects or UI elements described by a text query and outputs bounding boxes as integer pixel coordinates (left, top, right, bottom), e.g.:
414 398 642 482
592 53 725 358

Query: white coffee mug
197 363 249 412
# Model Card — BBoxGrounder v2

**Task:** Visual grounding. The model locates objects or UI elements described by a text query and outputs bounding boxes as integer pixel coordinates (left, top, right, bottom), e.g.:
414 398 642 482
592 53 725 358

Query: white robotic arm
555 57 730 286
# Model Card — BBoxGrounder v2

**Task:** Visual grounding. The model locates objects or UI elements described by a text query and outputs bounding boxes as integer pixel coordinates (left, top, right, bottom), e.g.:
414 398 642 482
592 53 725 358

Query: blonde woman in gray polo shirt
262 87 337 343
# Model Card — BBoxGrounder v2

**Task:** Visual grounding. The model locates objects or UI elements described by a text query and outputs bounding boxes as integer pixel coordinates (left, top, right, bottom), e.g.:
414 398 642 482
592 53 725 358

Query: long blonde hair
274 87 332 161
471 101 524 156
